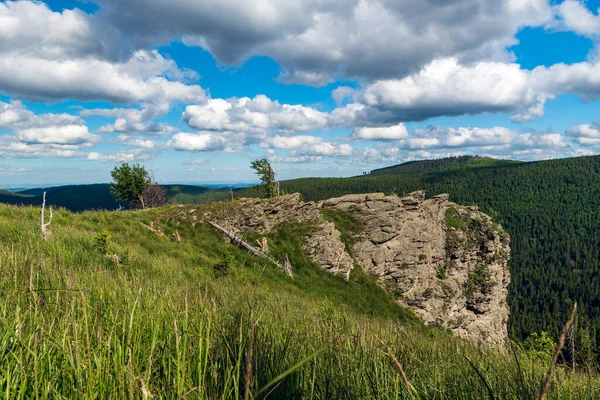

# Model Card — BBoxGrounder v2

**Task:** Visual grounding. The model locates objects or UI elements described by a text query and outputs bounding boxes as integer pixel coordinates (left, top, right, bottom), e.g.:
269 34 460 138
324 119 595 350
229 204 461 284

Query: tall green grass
0 203 598 398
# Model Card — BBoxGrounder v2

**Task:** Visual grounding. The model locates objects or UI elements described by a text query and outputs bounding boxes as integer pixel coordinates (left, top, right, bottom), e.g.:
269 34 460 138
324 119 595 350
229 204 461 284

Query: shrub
464 264 491 298
213 250 236 278
436 265 448 279
526 331 556 360
94 230 111 254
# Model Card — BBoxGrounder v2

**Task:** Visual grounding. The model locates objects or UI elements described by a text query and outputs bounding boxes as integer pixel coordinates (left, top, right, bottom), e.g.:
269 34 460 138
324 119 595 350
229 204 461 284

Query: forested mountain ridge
239 155 600 357
0 183 232 211
366 155 522 176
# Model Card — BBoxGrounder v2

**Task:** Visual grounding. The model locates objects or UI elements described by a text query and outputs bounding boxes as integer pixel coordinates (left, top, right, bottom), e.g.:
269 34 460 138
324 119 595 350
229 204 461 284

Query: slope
0 201 595 398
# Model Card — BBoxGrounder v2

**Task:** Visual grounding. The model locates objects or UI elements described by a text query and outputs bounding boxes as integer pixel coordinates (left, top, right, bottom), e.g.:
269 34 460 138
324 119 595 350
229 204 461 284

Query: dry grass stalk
244 314 255 400
105 254 121 264
256 237 269 253
378 337 417 400
539 301 577 399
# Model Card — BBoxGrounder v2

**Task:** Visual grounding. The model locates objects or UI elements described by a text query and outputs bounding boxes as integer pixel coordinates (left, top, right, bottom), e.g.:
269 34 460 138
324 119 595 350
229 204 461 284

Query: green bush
94 230 111 254
526 331 556 360
213 250 235 278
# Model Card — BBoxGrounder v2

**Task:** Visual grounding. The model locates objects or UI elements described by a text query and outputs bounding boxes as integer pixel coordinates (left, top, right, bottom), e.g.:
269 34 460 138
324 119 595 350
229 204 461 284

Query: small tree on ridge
110 163 166 209
250 158 278 198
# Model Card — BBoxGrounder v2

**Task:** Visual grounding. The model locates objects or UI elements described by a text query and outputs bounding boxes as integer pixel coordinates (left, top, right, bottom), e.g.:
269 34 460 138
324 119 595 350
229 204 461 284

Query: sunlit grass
0 203 598 398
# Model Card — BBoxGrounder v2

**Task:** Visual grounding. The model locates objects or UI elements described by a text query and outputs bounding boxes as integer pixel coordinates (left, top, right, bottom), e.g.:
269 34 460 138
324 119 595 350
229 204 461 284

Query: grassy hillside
0 184 231 212
238 155 600 350
0 202 596 398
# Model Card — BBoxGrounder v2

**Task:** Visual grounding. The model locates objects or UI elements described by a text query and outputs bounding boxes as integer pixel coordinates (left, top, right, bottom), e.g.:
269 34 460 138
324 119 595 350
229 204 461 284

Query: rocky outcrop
204 192 510 348
205 193 354 278
319 192 510 348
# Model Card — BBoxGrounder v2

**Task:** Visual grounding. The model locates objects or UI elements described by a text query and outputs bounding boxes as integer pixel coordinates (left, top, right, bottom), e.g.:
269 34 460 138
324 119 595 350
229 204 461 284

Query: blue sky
2 0 600 186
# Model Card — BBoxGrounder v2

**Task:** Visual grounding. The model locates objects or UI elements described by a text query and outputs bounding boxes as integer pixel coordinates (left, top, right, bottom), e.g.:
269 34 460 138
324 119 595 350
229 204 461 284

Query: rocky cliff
205 192 510 348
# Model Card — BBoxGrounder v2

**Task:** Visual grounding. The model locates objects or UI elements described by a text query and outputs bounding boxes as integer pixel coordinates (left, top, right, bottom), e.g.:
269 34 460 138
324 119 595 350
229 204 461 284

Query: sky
3 0 600 186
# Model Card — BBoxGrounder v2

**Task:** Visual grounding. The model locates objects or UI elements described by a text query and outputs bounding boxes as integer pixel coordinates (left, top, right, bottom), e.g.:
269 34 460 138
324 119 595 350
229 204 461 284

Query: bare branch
41 191 53 240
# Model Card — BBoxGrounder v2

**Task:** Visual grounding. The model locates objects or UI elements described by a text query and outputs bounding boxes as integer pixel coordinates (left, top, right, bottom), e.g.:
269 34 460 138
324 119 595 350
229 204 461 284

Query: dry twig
539 302 577 399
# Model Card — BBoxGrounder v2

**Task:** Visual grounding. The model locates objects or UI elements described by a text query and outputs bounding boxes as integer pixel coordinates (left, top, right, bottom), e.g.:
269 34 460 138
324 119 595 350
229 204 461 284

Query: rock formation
204 193 355 278
320 192 510 348
205 192 510 348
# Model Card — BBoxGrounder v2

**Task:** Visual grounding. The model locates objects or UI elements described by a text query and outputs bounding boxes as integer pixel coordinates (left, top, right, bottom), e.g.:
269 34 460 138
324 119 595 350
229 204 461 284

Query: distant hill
366 155 522 176
0 183 232 212
238 155 600 348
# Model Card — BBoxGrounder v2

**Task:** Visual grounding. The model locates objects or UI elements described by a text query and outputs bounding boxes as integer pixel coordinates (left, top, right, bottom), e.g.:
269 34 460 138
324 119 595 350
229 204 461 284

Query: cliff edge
205 192 510 348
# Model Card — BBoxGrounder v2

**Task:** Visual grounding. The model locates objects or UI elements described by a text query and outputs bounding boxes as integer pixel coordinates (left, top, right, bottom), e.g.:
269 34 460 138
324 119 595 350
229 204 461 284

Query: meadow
0 202 597 399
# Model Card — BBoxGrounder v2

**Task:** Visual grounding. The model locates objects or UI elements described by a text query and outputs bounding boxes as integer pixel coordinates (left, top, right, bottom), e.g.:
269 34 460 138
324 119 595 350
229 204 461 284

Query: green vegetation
110 162 152 208
445 207 466 229
1 202 598 397
320 208 363 256
464 264 492 299
237 154 600 355
250 158 277 198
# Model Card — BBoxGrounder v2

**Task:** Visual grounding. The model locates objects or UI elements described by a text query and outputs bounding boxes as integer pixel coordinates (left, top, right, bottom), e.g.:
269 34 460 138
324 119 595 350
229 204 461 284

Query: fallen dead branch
207 221 293 278
140 222 167 238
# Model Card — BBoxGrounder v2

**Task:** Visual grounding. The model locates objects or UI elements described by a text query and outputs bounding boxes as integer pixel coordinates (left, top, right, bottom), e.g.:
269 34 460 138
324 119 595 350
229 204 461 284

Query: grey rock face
319 192 510 348
206 192 510 348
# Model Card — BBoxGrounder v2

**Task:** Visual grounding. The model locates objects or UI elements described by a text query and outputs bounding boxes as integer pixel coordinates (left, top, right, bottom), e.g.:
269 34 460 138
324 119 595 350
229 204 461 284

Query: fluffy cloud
566 122 600 145
260 134 353 157
261 135 323 149
0 0 120 61
115 135 160 149
82 103 178 137
358 125 572 165
0 136 82 159
358 58 541 122
183 95 329 135
265 149 322 163
167 132 236 153
0 2 206 104
16 125 95 145
555 0 600 38
351 124 409 141
0 50 207 103
86 149 158 163
340 56 600 124
97 0 552 84
0 100 97 147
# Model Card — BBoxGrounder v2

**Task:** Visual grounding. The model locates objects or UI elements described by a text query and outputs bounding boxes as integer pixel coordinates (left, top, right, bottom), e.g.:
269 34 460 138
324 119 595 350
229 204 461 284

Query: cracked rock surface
320 192 510 348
